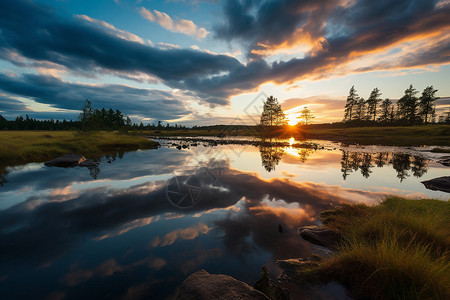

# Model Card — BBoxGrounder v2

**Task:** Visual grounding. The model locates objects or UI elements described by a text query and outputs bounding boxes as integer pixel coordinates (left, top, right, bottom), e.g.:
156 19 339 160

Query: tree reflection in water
297 148 314 163
259 140 315 171
340 151 429 181
259 139 285 172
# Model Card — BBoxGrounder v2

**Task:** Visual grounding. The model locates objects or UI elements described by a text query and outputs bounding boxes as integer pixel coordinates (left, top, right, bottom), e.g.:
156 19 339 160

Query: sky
0 0 449 125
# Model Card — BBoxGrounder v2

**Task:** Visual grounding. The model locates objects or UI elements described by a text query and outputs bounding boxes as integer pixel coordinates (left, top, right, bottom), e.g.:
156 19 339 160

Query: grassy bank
293 197 450 299
0 131 159 167
297 125 450 146
135 124 450 146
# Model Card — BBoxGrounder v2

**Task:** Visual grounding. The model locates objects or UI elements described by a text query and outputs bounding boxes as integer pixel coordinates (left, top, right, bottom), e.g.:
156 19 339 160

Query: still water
0 138 448 299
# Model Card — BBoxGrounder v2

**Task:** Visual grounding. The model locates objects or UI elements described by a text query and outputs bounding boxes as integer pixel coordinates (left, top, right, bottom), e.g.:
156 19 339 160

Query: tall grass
0 131 158 166
300 197 450 299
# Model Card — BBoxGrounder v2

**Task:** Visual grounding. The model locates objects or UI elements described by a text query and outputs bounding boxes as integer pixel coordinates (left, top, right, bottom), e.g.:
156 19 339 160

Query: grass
134 124 450 146
293 197 450 299
0 130 159 167
294 124 450 146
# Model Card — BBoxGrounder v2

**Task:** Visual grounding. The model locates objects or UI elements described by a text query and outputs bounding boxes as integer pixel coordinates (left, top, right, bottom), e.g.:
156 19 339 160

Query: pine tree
378 98 392 123
418 86 438 123
354 97 366 121
343 86 358 122
78 99 93 131
260 96 287 126
397 84 419 123
366 88 382 122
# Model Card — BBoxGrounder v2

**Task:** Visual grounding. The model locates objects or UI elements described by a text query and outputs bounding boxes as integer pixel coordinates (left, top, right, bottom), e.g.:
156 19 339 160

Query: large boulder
172 269 269 300
298 225 341 250
44 154 86 168
421 176 450 193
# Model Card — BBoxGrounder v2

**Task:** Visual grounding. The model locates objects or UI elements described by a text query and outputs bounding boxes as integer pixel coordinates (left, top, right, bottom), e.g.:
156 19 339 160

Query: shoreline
133 124 450 147
0 131 159 169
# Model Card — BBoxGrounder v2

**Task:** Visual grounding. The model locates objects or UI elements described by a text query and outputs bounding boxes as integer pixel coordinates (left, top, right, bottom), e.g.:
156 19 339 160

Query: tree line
0 99 188 131
343 84 447 125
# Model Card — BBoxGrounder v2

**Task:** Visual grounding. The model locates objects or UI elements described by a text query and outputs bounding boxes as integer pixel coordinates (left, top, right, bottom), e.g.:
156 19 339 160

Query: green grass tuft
302 197 450 299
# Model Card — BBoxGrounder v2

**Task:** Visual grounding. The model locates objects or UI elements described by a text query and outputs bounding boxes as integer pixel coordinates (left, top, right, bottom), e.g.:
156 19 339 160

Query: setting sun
286 114 299 125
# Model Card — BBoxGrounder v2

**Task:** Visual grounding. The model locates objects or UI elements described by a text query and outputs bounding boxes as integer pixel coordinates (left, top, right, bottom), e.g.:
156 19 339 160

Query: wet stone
172 269 269 300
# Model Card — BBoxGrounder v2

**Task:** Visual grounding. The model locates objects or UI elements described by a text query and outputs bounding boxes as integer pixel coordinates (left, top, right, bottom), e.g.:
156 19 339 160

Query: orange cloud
150 223 210 248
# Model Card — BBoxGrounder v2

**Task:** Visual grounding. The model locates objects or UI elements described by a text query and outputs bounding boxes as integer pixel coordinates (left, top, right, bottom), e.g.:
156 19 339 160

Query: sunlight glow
286 114 298 125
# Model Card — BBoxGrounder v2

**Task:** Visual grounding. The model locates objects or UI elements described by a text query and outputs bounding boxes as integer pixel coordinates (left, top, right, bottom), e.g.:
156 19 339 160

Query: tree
343 86 358 122
354 97 366 121
78 99 93 131
297 106 315 125
260 96 287 126
418 86 438 123
397 84 419 123
378 98 392 123
366 88 382 122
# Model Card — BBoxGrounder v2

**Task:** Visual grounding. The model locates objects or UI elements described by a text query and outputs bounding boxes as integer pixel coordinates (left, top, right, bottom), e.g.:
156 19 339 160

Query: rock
172 269 269 300
437 156 450 166
277 258 321 279
44 154 86 168
298 225 341 249
421 176 450 193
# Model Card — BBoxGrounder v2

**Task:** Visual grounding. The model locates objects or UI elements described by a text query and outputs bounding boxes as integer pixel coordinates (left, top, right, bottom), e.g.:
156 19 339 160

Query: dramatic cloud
0 0 449 112
208 0 450 94
140 8 209 40
76 14 145 44
0 95 30 112
0 0 239 106
0 73 190 120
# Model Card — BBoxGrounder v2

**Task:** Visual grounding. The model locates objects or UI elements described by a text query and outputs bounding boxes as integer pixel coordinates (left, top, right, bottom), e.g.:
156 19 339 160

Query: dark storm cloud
1 0 449 106
0 97 30 112
209 0 450 92
0 0 240 106
215 0 335 56
215 0 450 57
355 38 450 72
0 73 189 120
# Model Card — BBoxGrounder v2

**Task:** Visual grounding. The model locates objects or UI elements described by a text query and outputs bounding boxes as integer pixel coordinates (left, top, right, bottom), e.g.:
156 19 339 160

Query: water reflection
258 141 431 181
341 151 429 181
0 140 447 299
259 138 285 172
0 154 387 299
259 139 315 172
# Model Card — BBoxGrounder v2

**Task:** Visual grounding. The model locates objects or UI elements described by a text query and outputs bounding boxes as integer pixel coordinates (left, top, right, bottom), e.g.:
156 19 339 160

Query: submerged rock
44 154 86 168
421 176 450 193
172 269 269 300
298 225 341 250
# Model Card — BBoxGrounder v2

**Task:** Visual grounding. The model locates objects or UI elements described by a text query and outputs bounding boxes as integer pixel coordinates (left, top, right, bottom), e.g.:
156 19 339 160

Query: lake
0 137 448 299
